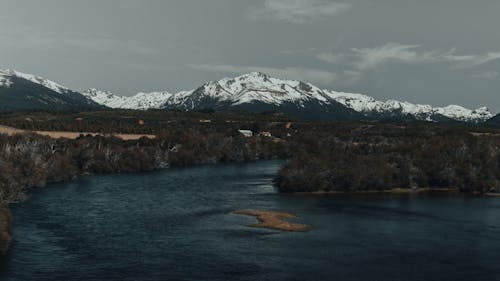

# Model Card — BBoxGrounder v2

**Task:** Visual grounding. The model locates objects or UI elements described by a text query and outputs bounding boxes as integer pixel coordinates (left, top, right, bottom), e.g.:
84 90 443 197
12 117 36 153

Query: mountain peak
243 71 271 79
226 72 280 85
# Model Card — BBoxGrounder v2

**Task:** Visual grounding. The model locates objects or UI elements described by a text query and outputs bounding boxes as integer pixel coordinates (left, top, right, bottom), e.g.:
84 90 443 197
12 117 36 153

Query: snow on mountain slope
83 89 130 108
83 89 172 110
0 69 71 94
124 91 173 110
435 105 492 122
0 71 13 88
198 72 330 106
324 90 493 122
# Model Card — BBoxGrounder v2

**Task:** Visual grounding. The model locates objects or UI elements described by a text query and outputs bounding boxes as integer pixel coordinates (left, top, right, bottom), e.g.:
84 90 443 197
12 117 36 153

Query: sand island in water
235 210 312 232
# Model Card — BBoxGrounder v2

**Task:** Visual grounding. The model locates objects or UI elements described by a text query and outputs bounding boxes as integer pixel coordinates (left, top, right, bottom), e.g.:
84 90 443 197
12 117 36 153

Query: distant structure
285 122 292 129
238 130 253 137
75 117 83 131
138 119 145 126
199 119 212 123
259 131 272 137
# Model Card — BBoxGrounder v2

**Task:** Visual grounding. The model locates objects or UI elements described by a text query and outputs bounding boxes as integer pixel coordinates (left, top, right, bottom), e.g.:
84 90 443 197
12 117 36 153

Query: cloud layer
317 43 500 71
250 0 350 23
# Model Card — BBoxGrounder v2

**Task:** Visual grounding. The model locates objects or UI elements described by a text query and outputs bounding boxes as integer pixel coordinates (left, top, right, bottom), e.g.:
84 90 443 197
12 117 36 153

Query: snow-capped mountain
165 72 332 109
83 88 131 108
1 68 494 122
0 69 101 111
85 72 494 123
83 89 172 110
325 91 493 122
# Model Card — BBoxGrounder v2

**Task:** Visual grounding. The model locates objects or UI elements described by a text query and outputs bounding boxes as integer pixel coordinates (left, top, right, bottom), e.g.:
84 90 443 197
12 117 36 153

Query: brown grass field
0 125 156 140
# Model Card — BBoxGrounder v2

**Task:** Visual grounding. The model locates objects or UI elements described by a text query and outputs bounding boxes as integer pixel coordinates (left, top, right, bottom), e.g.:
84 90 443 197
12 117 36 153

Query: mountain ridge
0 68 494 122
83 72 494 123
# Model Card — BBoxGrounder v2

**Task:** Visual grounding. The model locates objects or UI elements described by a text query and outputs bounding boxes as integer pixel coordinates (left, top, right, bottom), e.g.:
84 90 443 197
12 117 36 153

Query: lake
2 160 500 281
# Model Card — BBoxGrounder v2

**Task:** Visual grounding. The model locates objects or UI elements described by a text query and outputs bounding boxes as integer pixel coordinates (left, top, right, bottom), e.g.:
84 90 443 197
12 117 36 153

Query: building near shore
259 131 272 137
238 130 253 137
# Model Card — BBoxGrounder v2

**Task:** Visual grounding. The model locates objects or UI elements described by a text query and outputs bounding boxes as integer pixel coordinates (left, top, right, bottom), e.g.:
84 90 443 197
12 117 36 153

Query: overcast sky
1 0 499 112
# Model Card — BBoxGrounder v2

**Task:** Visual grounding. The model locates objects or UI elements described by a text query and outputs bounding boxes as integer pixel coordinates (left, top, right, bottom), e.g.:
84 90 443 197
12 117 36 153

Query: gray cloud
350 43 440 70
446 51 500 69
471 71 499 80
319 43 500 71
189 64 338 85
316 52 345 64
0 27 156 56
249 0 350 23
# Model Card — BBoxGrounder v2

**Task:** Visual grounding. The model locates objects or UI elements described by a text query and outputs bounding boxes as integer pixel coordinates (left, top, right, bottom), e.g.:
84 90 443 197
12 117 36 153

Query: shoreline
291 188 462 196
0 208 12 255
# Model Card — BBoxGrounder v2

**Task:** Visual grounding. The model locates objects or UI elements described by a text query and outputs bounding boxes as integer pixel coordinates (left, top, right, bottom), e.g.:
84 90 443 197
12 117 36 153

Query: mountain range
0 68 497 123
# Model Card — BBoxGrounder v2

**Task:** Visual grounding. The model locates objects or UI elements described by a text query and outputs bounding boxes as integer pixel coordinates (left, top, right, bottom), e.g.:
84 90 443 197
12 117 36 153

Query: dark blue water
2 161 500 281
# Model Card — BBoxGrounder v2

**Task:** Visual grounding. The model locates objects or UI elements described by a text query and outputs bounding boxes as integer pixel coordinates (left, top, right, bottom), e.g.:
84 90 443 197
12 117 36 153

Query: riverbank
0 208 12 255
292 188 461 196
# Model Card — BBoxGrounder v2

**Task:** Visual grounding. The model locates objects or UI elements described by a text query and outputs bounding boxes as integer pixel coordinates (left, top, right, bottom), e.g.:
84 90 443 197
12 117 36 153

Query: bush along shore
274 124 500 193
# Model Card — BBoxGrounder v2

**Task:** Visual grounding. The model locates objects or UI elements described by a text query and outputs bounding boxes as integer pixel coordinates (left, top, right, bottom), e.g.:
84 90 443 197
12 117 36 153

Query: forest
275 123 500 193
1 109 500 201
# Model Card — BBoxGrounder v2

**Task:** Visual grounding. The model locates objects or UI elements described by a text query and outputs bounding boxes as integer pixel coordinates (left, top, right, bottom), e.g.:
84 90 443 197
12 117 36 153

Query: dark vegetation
0 109 294 134
275 123 500 193
1 110 499 201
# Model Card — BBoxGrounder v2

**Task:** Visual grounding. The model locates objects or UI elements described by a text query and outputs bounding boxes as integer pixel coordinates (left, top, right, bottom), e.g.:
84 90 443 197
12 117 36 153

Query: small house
238 130 253 137
259 131 272 137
